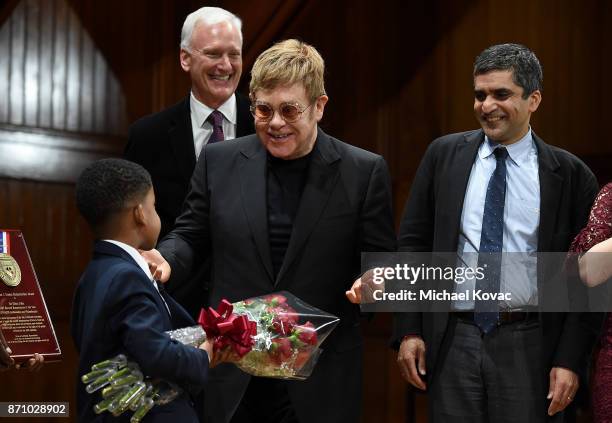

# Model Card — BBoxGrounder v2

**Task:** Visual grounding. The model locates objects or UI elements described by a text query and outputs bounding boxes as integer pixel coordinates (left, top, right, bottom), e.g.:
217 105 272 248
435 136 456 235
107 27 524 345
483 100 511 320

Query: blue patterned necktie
207 110 225 144
474 147 508 333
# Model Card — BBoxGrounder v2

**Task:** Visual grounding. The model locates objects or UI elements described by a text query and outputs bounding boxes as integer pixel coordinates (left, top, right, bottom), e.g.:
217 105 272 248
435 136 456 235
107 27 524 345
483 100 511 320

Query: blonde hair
250 39 326 103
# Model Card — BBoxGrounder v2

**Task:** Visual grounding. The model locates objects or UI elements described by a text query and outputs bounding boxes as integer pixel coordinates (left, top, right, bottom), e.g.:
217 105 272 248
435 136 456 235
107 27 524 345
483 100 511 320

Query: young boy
72 158 213 422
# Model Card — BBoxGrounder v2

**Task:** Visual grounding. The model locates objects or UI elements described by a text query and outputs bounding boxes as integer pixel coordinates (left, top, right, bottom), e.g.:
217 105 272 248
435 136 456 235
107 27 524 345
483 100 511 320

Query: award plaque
0 229 61 363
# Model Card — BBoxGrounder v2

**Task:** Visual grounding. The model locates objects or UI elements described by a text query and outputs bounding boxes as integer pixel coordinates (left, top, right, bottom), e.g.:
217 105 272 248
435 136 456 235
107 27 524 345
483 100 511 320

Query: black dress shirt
266 152 312 277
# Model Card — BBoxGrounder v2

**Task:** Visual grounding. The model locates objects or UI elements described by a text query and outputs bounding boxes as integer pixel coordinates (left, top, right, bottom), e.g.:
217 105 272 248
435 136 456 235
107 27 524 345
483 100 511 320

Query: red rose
270 337 294 364
295 321 317 345
293 350 312 370
264 294 288 306
270 311 299 335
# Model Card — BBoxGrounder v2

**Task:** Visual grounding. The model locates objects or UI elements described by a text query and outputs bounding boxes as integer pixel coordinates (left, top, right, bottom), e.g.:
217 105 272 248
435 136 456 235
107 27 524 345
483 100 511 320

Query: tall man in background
392 44 603 422
125 7 254 316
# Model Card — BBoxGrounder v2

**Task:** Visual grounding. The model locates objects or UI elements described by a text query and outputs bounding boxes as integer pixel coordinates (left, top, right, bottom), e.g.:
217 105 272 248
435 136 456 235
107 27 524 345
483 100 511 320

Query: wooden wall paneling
107 0 154 123
229 0 309 73
1 0 128 136
361 328 407 422
24 0 39 127
65 3 80 132
93 50 106 133
38 0 53 128
150 0 185 112
0 127 123 183
0 4 9 122
386 351 412 422
0 0 18 26
435 1 484 136
388 1 479 214
526 0 555 146
555 0 575 148
108 72 121 136
362 314 412 422
8 0 25 125
0 0 129 183
51 0 68 131
567 1 604 156
79 22 94 133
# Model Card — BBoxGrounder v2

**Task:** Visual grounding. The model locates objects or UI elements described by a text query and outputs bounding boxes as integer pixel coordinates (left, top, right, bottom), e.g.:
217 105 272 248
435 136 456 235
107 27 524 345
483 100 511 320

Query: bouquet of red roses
82 292 339 421
173 291 340 380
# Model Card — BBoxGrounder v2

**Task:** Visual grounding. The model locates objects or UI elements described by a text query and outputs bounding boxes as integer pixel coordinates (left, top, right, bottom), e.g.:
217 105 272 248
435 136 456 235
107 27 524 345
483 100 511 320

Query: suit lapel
534 133 562 252
444 131 483 248
276 129 341 284
169 97 196 182
93 241 172 320
239 138 275 282
93 240 132 262
236 93 255 137
158 285 195 327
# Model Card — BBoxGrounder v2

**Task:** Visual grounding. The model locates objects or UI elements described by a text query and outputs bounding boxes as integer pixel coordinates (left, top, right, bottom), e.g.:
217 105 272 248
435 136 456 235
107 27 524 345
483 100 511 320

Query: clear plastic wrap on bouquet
169 291 340 380
82 291 339 420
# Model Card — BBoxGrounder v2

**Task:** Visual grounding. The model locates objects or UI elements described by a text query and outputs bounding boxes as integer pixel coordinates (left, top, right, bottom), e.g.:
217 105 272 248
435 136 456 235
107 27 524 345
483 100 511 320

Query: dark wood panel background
0 0 126 135
0 1 611 422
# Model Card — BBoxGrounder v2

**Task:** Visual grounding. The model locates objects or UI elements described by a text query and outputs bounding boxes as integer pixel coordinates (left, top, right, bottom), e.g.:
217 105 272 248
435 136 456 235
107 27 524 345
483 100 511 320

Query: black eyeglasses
250 101 312 123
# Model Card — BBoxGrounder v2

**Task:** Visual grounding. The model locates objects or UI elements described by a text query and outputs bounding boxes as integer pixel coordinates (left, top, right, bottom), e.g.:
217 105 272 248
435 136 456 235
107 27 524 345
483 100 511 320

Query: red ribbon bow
198 300 256 358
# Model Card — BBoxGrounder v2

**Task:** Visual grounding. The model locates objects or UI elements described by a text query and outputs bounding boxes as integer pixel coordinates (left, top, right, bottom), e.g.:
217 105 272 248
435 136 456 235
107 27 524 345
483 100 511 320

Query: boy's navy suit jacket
71 240 209 422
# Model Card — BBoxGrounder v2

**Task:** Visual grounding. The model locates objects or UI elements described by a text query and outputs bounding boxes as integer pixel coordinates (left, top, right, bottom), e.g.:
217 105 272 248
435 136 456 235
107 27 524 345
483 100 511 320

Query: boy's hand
212 348 240 367
199 340 240 368
139 249 171 283
199 339 214 364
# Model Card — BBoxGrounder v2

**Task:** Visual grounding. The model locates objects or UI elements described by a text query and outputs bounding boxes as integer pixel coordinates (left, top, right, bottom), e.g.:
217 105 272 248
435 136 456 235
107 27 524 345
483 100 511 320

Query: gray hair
474 43 543 98
180 7 243 50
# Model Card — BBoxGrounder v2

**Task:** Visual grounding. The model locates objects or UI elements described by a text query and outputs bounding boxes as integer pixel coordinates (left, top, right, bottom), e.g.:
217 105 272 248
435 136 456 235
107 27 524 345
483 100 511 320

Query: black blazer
124 94 254 316
71 241 209 423
392 129 603 379
158 128 396 423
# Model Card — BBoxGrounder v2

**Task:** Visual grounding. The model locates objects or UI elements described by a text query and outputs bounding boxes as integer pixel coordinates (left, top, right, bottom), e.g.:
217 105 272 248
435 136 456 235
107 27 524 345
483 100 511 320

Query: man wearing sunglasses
125 7 254 318
145 39 396 423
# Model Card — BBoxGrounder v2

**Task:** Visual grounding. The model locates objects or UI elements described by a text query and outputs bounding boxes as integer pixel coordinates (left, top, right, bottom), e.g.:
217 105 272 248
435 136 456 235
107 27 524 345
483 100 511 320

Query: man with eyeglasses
143 39 396 423
125 7 254 318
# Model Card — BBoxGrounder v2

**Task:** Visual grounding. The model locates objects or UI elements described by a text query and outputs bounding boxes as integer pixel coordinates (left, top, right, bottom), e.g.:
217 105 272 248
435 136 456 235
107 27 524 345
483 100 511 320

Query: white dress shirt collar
481 128 534 167
102 239 171 315
190 92 237 127
103 239 154 281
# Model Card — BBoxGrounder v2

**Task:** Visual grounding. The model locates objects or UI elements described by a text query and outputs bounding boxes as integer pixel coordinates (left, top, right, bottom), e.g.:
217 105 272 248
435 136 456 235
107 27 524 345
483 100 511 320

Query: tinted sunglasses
250 101 313 123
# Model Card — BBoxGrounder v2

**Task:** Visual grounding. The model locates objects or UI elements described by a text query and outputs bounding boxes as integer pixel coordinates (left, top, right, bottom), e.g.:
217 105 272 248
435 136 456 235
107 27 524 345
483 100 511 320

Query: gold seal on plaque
0 253 21 287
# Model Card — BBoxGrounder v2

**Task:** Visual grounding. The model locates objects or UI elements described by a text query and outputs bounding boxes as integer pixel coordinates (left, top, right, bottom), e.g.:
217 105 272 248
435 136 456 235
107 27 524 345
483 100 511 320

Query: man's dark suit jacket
392 129 603 389
158 128 396 423
71 241 210 423
125 94 255 316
